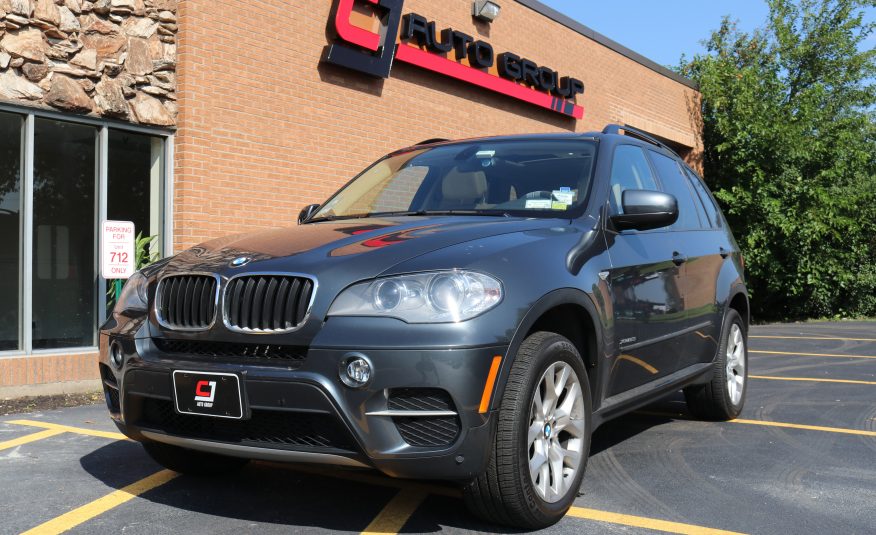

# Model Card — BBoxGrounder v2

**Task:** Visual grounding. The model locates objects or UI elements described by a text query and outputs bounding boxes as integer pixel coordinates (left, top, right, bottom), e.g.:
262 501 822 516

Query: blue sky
539 0 874 68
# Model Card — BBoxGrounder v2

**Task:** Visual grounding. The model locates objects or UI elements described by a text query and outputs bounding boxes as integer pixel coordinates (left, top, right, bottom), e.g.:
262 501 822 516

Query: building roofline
515 0 699 90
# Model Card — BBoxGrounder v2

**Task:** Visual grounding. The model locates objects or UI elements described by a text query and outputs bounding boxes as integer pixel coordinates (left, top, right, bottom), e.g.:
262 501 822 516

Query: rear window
684 167 723 229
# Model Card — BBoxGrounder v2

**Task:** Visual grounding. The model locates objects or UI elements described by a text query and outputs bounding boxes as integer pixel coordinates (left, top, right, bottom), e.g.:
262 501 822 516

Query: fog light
110 341 124 369
339 353 373 388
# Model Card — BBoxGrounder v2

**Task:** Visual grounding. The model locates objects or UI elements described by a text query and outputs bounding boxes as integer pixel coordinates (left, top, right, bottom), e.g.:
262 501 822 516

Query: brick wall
174 0 702 252
0 352 98 388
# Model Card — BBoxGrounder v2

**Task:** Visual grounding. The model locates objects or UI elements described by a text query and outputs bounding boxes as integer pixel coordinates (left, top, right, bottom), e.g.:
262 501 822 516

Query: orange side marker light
478 356 503 414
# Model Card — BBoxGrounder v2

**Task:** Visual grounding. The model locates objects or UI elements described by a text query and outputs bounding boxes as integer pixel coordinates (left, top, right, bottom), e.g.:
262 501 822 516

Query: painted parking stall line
749 350 876 359
7 420 128 441
360 489 428 535
20 470 178 535
750 335 876 342
567 507 747 535
0 428 66 451
730 419 876 437
749 375 876 386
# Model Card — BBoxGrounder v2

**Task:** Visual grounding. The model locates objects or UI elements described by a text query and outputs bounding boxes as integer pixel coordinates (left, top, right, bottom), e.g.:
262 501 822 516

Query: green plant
678 0 876 321
106 232 161 311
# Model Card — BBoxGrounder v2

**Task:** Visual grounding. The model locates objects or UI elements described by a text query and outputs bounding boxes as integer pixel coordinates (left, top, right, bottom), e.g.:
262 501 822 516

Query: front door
602 144 687 396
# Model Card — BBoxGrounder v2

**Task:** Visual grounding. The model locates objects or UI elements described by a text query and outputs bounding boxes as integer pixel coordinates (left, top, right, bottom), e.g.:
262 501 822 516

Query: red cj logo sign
324 0 585 119
194 380 216 407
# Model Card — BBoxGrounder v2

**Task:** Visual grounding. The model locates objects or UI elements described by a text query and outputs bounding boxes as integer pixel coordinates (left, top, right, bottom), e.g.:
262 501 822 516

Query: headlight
328 270 502 323
113 272 149 314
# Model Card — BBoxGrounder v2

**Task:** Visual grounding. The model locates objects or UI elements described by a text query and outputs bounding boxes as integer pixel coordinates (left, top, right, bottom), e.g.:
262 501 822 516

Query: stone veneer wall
0 0 176 125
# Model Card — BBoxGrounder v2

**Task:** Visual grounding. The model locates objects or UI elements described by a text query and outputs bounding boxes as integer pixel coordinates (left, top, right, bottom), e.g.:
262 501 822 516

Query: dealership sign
324 0 585 119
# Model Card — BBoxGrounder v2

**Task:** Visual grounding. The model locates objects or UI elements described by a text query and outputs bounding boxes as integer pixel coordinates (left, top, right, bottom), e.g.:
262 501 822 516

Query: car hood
162 216 562 284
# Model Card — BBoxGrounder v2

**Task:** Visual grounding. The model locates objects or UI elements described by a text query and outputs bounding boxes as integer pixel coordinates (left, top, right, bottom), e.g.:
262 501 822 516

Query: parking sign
101 220 136 279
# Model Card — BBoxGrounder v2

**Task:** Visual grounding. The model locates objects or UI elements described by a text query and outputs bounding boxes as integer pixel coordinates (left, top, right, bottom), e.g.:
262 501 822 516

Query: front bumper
99 333 505 480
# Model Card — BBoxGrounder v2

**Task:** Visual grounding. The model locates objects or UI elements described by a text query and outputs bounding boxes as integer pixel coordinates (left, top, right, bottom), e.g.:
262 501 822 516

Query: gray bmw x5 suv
100 125 749 529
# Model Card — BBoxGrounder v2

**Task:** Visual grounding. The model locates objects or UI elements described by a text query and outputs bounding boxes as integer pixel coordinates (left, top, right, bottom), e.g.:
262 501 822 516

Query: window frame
683 165 724 229
0 102 174 357
604 142 670 234
646 149 706 231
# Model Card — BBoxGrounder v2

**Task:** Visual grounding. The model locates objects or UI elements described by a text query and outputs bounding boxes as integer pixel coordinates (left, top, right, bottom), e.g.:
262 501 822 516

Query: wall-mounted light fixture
472 1 501 22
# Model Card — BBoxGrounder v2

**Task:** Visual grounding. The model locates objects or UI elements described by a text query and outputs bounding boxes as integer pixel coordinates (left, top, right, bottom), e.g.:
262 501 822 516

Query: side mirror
610 190 678 231
298 203 321 224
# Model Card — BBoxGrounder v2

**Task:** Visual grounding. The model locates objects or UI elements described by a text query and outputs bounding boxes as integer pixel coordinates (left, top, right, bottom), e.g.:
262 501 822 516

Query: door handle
719 247 730 259
672 252 687 265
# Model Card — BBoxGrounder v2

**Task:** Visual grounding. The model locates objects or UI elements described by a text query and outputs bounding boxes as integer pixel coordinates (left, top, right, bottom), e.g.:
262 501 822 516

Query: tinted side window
648 151 702 230
685 167 722 228
609 145 657 213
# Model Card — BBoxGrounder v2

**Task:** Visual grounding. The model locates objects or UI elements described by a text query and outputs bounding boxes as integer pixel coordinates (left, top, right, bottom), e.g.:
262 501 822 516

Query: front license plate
172 370 244 419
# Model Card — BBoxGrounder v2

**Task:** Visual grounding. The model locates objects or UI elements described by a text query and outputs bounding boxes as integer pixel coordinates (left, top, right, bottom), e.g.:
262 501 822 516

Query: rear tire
684 308 748 420
463 331 592 529
142 441 250 476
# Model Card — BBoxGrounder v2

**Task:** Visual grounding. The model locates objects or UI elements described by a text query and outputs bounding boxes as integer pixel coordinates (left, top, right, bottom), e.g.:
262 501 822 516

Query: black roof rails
415 138 450 145
602 124 678 157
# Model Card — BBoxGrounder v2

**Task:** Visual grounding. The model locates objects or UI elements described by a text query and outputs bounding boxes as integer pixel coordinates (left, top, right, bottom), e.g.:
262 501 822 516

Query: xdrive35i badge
230 256 251 267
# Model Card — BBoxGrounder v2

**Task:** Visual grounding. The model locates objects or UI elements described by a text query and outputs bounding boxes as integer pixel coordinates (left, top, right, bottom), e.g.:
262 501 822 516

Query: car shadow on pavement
77 394 691 532
591 392 691 456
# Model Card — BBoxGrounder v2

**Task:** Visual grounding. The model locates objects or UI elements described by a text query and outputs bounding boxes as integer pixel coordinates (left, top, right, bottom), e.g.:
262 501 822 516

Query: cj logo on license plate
194 380 217 407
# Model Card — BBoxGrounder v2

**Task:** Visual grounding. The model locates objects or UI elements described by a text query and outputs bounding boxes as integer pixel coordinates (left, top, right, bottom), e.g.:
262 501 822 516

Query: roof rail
602 124 678 156
415 138 450 145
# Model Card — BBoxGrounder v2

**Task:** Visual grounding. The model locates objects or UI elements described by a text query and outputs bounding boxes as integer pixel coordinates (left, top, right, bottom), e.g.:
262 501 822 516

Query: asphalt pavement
1 321 874 534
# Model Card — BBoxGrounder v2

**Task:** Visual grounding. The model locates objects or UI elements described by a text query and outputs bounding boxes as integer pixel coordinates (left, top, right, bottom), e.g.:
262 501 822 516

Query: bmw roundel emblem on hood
230 256 251 267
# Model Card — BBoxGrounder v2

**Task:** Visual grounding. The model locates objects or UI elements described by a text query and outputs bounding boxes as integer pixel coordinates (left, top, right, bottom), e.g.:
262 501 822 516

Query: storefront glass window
107 130 164 266
0 112 22 351
32 119 98 349
0 110 168 355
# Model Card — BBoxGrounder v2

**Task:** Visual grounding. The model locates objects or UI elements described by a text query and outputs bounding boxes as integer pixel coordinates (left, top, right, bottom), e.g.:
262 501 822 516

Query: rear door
603 145 686 396
648 151 723 369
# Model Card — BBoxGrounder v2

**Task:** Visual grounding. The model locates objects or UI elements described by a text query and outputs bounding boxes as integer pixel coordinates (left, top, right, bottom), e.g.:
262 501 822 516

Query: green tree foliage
679 0 876 320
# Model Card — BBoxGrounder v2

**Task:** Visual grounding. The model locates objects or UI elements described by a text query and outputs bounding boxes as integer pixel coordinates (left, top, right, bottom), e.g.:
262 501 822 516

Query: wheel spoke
548 447 565 497
528 421 543 447
562 417 586 438
532 387 544 419
557 382 580 421
530 450 547 481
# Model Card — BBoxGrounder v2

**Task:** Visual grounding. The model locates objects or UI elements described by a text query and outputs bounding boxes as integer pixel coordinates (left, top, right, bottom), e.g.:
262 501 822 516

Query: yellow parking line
20 469 178 535
731 419 876 437
361 489 427 534
8 420 127 441
751 335 876 342
635 411 876 437
0 429 66 451
750 375 876 385
567 507 746 534
749 350 876 359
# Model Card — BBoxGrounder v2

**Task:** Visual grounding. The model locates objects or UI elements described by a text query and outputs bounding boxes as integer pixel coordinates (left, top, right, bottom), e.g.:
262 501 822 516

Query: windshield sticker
552 189 576 205
525 199 553 209
551 201 569 210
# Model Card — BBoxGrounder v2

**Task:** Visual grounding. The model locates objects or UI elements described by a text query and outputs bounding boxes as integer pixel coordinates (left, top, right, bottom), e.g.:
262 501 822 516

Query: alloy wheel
726 323 746 405
527 361 586 503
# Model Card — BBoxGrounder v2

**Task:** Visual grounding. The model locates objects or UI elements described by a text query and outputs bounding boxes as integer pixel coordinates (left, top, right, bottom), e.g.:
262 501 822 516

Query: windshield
310 139 597 221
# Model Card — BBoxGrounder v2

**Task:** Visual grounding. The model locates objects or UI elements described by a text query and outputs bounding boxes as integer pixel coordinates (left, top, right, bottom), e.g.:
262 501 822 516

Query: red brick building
0 0 700 394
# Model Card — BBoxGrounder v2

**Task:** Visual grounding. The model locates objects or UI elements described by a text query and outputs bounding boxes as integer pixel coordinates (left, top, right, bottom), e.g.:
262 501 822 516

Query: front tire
684 308 748 420
463 332 592 529
142 441 250 476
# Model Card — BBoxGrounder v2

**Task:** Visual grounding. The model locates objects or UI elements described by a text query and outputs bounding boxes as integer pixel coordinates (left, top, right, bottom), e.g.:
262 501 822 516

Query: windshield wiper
419 210 512 217
305 209 511 223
